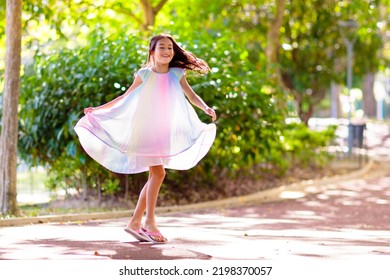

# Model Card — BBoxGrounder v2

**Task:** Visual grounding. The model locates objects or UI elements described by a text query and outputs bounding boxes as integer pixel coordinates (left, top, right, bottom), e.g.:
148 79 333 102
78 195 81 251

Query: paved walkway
0 160 389 261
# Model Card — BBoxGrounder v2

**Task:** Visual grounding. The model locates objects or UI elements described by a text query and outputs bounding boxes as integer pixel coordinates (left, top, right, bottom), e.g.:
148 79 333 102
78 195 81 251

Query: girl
74 34 217 243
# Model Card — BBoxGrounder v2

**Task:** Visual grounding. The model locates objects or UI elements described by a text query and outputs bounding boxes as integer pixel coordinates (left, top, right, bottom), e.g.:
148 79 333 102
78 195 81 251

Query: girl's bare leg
143 165 166 242
126 173 150 230
127 165 166 242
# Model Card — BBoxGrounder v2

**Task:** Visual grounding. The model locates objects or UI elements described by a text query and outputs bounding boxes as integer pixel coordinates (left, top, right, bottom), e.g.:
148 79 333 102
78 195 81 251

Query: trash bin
348 121 367 166
349 123 366 148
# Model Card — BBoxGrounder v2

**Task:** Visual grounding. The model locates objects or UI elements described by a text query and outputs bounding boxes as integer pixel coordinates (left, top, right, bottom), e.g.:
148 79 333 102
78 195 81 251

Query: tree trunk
0 0 22 215
298 102 314 126
140 0 154 29
266 0 285 86
139 0 169 30
362 72 376 118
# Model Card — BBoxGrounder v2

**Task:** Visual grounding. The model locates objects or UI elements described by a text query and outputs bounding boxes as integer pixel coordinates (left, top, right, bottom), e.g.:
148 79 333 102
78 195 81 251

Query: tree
279 0 386 124
362 73 376 117
279 0 341 125
0 0 22 215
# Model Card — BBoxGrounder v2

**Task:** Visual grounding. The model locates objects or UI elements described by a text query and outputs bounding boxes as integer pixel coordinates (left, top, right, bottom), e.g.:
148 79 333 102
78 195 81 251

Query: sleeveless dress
74 67 216 174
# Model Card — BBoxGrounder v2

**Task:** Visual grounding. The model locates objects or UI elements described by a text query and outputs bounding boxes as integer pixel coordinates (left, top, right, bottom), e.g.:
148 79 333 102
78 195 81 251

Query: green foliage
101 178 120 196
280 0 341 123
174 29 287 172
19 31 146 165
281 123 337 167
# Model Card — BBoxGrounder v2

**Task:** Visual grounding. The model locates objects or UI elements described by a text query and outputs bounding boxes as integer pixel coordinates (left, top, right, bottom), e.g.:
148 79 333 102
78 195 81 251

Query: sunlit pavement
0 120 389 260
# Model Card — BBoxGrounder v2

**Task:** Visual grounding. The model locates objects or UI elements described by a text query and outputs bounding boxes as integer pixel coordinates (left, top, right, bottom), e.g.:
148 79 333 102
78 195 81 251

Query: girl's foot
141 223 167 243
124 228 149 242
126 221 142 231
141 227 167 243
124 221 149 242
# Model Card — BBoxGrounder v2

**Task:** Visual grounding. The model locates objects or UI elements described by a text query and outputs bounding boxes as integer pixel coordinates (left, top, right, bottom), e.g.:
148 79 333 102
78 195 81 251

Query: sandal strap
141 227 163 237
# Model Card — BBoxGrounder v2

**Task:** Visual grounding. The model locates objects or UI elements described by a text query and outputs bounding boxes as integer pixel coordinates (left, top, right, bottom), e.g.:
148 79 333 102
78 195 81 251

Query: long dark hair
146 34 210 74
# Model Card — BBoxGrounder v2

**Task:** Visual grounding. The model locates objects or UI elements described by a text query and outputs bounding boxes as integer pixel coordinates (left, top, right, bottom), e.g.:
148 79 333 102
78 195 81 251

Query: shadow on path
0 237 212 260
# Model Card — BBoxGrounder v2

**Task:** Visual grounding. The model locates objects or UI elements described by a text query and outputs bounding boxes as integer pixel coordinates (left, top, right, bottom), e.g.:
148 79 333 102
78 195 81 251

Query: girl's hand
204 106 217 122
84 107 94 114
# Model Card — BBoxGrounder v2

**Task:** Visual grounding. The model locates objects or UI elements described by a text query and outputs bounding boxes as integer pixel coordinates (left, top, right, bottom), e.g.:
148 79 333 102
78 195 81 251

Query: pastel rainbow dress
74 67 216 174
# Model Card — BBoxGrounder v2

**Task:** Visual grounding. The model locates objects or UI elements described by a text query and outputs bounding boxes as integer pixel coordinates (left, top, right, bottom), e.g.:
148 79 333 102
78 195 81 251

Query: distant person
74 34 217 243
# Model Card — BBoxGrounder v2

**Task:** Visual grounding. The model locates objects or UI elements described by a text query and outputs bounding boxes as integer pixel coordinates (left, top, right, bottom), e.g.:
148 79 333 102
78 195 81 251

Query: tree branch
71 0 144 26
109 5 143 26
153 0 169 14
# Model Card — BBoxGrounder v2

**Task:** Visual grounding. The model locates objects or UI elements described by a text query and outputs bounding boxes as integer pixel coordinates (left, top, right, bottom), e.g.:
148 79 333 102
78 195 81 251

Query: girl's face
151 37 174 65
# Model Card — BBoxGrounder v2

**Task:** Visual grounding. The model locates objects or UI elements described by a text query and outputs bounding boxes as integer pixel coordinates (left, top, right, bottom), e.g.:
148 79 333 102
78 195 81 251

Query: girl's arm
84 74 143 114
180 75 217 122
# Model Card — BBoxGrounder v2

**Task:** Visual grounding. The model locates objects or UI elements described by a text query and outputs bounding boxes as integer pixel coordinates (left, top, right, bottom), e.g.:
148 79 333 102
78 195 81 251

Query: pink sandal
124 228 149 242
141 227 168 243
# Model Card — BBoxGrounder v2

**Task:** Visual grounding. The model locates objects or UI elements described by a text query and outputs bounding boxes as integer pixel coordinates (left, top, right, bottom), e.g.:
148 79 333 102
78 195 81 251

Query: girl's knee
150 165 166 179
